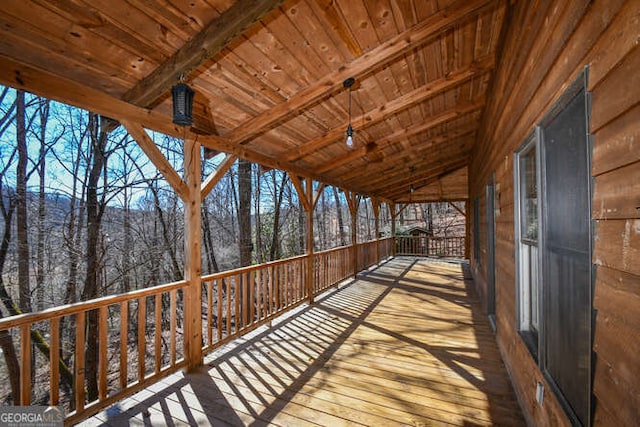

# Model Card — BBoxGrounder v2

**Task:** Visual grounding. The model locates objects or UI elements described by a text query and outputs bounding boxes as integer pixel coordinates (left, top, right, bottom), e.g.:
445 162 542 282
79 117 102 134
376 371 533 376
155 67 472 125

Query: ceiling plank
227 0 496 145
347 141 474 190
0 54 223 144
330 109 480 184
284 58 493 162
0 54 369 195
123 0 286 108
313 143 376 174
378 158 471 199
312 0 363 57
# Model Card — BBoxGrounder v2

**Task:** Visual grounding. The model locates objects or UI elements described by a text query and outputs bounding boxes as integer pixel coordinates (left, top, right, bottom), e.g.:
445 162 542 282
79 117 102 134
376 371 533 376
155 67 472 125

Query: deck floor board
81 257 524 426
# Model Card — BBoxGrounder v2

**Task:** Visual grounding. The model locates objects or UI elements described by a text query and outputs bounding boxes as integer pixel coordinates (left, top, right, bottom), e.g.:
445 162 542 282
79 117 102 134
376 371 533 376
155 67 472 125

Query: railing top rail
0 280 188 330
201 254 309 281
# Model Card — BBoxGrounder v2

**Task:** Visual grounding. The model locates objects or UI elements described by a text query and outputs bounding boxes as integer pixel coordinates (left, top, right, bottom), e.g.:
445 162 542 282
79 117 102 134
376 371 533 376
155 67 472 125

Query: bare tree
237 159 252 267
333 187 346 246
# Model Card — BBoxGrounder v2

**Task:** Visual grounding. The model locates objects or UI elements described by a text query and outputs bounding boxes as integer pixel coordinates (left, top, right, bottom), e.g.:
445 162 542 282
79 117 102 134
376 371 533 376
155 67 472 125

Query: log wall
469 0 639 425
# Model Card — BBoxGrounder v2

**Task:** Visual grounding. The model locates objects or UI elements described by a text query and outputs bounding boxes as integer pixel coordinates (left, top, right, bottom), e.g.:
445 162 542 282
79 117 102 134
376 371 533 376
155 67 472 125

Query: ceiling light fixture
171 75 195 127
343 77 355 148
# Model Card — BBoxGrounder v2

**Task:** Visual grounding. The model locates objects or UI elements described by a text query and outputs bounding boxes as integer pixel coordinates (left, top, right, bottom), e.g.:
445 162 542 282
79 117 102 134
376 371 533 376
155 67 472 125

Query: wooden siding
80 258 524 426
469 0 640 425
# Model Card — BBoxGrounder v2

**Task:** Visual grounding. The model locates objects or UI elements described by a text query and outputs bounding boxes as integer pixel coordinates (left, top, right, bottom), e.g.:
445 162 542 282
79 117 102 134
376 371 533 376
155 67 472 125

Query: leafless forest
0 87 464 407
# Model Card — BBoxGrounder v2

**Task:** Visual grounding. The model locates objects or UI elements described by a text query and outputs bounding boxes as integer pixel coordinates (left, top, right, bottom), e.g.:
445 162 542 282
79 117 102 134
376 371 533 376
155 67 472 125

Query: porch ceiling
0 0 506 202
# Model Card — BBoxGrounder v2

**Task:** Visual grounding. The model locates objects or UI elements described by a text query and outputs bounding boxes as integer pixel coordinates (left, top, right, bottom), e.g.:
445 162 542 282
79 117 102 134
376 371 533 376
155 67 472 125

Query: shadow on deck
81 257 524 426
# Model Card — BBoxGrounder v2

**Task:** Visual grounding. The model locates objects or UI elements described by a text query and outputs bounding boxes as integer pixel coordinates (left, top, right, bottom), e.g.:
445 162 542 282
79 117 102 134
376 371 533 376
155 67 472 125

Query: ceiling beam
284 58 493 162
0 54 371 196
123 0 286 108
330 101 484 183
226 0 496 145
312 0 362 57
0 55 226 145
347 141 474 190
312 123 478 175
377 157 471 199
374 110 481 151
313 142 377 174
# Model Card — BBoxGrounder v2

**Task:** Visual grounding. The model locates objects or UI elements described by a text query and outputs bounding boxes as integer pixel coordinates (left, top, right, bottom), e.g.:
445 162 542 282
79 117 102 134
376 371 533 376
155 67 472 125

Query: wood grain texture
80 258 524 427
468 1 639 425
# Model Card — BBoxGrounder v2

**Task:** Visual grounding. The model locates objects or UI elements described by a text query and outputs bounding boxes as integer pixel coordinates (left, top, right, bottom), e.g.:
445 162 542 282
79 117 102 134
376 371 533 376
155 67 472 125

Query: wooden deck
80 257 524 426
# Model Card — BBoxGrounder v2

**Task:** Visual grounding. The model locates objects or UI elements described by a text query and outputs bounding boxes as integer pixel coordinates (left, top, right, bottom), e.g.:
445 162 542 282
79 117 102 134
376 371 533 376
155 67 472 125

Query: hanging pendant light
343 77 355 148
171 76 195 126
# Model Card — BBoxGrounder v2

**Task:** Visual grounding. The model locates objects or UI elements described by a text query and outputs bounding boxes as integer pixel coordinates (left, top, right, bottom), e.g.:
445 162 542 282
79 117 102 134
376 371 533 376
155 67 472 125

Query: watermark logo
0 406 63 427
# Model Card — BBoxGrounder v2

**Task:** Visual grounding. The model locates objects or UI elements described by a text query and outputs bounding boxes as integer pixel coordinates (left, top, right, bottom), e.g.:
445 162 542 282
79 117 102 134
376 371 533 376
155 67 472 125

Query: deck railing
0 237 391 424
0 280 188 424
395 235 465 258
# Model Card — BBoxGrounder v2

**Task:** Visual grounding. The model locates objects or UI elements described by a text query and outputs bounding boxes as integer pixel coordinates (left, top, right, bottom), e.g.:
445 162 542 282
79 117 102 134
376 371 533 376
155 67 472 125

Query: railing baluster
50 317 60 406
207 281 213 349
138 297 146 381
99 306 108 401
277 265 282 313
216 280 222 341
120 301 128 390
155 293 162 374
234 275 240 334
170 290 176 366
247 271 252 326
20 324 31 405
75 312 85 412
226 278 231 337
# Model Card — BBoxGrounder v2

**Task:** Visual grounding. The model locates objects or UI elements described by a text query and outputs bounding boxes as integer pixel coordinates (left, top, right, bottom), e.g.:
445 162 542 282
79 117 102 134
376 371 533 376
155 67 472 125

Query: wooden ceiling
0 0 506 203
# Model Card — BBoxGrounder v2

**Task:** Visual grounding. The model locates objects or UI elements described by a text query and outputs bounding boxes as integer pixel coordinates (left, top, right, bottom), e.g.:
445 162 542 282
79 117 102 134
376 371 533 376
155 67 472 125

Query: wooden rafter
312 108 481 176
377 156 471 194
201 154 238 198
373 115 480 153
381 160 470 201
314 143 377 175
123 0 286 108
226 0 495 146
0 55 370 196
285 58 493 162
339 134 476 185
312 0 363 57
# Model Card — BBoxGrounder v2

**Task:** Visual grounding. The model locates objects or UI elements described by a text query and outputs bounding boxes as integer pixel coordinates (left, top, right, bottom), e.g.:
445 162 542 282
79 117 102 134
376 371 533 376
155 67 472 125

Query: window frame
513 68 593 426
514 130 542 359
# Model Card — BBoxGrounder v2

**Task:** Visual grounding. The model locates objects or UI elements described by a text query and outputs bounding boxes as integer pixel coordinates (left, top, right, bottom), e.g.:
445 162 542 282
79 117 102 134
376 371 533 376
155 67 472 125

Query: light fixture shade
171 83 195 126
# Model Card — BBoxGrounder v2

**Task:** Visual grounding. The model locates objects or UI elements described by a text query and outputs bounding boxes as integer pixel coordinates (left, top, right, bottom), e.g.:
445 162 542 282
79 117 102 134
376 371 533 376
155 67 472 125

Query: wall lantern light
171 80 195 126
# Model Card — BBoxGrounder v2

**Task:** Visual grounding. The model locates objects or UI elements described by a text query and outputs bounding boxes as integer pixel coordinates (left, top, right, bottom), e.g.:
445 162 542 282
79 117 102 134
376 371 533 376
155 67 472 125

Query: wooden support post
183 135 203 370
306 178 314 303
372 198 380 264
464 199 470 259
345 192 360 277
291 175 316 304
390 202 397 257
